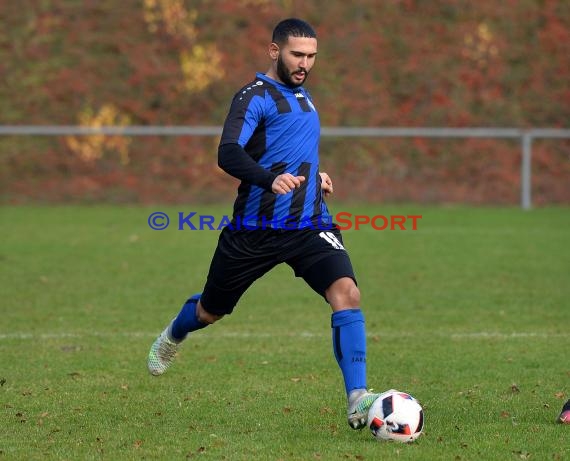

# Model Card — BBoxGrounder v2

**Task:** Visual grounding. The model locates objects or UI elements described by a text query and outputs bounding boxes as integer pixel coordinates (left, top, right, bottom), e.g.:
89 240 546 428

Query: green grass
1 204 569 460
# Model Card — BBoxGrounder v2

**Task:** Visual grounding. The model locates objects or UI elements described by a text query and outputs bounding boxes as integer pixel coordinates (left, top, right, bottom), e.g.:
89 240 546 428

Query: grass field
2 204 569 460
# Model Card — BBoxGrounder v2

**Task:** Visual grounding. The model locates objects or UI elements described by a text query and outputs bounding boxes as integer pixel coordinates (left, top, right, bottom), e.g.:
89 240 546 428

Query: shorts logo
319 231 345 250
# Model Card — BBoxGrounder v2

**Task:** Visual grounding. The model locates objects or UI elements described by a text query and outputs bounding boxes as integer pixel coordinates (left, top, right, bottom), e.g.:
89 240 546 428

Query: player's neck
264 68 282 84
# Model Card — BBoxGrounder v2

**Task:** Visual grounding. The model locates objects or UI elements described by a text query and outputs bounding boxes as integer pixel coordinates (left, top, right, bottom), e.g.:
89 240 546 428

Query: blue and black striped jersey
219 72 331 230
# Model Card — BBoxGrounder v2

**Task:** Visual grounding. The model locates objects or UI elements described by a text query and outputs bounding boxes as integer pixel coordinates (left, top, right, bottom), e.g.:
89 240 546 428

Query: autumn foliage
1 0 568 205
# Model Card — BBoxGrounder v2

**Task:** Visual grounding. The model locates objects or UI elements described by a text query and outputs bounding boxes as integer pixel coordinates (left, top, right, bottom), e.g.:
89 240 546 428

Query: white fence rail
1 125 569 209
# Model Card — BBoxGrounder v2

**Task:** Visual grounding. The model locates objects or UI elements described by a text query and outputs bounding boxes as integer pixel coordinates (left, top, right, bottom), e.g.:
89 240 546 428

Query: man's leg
147 227 276 376
147 294 216 376
328 279 366 394
293 229 380 430
326 277 380 429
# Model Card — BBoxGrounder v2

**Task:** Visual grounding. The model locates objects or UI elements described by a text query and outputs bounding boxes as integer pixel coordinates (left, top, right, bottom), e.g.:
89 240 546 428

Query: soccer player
147 18 379 429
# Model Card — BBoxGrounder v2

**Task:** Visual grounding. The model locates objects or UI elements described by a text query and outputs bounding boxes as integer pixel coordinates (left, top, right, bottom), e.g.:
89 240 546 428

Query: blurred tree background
1 0 568 204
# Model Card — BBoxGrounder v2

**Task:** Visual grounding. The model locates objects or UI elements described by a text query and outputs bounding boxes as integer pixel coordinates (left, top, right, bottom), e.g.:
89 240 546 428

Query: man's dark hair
272 18 316 46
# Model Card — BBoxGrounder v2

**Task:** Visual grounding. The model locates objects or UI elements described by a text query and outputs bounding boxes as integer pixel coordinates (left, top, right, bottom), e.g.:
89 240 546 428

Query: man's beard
276 55 309 88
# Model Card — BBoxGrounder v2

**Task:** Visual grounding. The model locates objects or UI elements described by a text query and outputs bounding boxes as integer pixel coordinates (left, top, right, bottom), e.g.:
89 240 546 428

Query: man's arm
218 143 306 194
218 143 276 191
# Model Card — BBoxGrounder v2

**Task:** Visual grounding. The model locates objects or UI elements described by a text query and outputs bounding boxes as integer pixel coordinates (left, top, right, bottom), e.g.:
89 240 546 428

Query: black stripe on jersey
244 121 266 162
228 121 267 220
220 82 266 146
296 95 312 112
258 162 288 223
288 162 311 223
265 85 292 114
233 182 251 222
313 169 323 217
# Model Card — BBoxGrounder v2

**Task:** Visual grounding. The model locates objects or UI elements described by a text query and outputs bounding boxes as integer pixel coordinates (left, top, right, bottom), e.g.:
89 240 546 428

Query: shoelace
158 340 177 360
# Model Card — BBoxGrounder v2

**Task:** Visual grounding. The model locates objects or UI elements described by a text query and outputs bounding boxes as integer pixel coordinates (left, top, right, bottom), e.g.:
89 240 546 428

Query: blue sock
169 293 207 342
331 309 367 395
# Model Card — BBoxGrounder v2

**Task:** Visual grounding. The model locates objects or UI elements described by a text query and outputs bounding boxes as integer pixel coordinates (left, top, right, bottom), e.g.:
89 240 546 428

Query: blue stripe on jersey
220 72 331 229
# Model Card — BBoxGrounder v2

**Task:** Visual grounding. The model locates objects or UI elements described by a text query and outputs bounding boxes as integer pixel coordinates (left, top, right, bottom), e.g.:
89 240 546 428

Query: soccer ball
367 390 424 443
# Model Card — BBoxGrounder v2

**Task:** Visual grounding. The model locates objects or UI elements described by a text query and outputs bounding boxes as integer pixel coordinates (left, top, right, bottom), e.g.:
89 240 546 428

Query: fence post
521 131 532 210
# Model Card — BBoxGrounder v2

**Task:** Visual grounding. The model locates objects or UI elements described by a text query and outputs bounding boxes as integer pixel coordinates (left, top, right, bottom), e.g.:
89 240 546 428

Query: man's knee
197 301 224 324
326 277 360 309
342 281 361 306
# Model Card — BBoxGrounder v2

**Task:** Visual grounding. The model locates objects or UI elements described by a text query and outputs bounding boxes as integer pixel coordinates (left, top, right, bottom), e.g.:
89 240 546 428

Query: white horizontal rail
0 125 223 136
1 125 569 138
1 126 569 210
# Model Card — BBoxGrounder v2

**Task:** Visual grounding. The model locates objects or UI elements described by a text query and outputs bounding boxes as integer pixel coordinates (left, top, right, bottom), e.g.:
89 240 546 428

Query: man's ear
269 42 280 60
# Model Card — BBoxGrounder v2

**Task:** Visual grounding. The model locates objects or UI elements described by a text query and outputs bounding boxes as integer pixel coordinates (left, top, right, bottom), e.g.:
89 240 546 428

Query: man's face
274 36 317 87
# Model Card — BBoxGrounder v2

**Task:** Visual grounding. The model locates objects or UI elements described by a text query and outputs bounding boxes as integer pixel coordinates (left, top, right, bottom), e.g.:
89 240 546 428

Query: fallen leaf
60 345 81 352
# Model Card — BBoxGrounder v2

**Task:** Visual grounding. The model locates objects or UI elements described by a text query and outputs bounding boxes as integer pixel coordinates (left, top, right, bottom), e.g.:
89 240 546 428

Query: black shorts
200 226 356 315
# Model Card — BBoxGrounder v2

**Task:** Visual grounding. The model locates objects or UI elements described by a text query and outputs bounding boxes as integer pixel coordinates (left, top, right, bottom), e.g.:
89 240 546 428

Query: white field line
0 331 568 341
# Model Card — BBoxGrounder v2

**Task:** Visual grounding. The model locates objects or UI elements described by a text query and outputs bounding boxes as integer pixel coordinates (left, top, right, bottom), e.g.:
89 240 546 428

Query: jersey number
319 232 345 250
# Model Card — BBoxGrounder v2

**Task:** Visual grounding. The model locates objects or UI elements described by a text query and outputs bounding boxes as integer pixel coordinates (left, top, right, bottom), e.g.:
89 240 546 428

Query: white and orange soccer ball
367 390 424 443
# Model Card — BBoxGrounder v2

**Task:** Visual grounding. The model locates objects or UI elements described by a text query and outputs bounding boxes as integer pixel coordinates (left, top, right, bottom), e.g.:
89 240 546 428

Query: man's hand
272 173 306 194
319 172 333 197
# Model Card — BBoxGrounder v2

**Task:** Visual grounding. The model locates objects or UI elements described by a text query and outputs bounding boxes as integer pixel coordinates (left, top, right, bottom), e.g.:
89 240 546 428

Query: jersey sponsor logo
295 91 316 111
